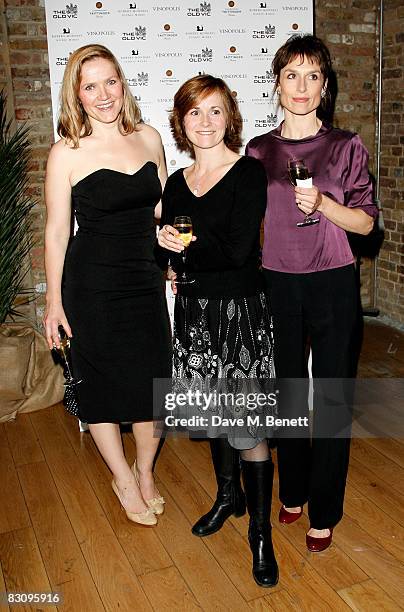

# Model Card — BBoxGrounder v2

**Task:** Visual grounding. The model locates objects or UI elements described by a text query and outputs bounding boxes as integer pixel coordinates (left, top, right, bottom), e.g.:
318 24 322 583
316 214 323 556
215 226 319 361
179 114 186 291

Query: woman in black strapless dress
44 45 171 526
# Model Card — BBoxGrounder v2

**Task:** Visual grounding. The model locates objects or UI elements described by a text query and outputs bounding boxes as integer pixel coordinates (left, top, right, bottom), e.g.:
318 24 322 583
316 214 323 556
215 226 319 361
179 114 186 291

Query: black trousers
263 265 360 529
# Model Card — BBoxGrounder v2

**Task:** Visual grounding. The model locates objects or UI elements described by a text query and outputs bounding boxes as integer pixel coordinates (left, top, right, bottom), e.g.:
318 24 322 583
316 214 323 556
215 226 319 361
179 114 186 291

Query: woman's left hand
294 185 323 216
167 264 177 295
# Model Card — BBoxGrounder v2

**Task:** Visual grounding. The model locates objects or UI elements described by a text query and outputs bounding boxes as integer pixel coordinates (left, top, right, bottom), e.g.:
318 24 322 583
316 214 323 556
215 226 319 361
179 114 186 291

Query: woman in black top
158 75 278 588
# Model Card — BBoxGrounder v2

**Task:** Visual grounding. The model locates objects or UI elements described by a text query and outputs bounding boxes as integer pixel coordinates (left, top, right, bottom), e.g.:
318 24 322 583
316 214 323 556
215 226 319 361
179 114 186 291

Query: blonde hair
57 44 141 148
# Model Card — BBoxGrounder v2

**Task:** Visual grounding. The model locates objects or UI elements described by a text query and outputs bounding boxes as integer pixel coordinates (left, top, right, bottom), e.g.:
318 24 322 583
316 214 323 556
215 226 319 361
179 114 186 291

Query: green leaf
0 90 36 323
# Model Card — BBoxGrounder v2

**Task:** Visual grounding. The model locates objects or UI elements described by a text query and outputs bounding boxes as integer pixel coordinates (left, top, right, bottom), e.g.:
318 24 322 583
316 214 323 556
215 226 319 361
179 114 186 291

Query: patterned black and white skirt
172 292 276 449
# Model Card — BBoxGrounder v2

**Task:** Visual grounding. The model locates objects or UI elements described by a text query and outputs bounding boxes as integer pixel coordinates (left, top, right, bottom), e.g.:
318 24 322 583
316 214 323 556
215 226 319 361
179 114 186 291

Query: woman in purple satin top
247 35 378 552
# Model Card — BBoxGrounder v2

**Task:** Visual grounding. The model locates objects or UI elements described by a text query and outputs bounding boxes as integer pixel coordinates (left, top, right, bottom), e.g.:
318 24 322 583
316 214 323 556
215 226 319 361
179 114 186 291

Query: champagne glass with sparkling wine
287 158 319 227
53 325 82 387
173 215 195 285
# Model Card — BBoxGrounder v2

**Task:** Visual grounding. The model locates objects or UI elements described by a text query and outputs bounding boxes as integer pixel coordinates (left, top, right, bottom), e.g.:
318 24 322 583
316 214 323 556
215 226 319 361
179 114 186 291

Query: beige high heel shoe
111 479 157 526
132 460 165 515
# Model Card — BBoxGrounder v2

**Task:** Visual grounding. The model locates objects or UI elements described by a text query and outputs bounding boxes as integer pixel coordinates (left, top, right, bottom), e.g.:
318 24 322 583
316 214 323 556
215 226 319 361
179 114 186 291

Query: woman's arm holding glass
295 186 374 235
295 134 376 235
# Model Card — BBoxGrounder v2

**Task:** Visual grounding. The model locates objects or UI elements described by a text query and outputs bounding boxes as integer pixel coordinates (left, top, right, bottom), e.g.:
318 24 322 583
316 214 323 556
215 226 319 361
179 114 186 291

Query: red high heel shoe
278 505 303 524
306 528 333 552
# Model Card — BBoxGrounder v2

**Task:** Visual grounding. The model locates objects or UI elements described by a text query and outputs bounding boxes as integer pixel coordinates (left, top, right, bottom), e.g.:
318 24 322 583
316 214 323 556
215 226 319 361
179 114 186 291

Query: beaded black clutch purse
52 325 81 418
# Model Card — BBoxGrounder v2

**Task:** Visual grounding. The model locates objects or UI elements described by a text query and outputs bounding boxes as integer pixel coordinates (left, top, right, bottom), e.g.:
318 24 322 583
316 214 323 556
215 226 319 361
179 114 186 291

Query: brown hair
170 74 243 157
272 35 333 113
57 44 141 148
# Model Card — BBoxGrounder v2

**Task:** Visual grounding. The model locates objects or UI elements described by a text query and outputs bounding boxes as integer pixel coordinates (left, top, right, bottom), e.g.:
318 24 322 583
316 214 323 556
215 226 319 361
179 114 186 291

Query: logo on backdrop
251 91 274 105
152 5 181 11
86 30 115 37
52 4 78 19
221 2 242 16
157 96 173 104
117 4 149 17
120 49 152 63
223 46 243 62
185 24 214 39
219 72 248 80
250 48 274 61
155 52 183 58
253 69 275 84
249 3 277 15
229 91 245 106
187 2 212 17
286 24 303 36
158 24 179 39
55 56 69 66
188 47 213 63
51 27 82 42
126 72 150 87
159 70 180 85
252 25 276 39
122 27 147 40
88 2 111 17
283 5 309 11
219 28 246 35
255 113 278 129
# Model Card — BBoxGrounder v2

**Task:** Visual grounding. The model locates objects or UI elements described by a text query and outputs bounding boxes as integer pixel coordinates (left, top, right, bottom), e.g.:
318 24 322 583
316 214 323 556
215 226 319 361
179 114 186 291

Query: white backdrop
45 0 313 169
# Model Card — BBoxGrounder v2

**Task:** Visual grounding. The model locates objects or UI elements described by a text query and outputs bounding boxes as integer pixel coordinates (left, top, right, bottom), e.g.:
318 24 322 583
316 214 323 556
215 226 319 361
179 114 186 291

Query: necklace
188 158 236 196
189 171 205 196
189 167 212 197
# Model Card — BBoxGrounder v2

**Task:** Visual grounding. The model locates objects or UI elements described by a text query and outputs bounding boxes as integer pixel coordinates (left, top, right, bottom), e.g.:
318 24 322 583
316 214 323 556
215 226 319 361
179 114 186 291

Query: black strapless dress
62 162 172 423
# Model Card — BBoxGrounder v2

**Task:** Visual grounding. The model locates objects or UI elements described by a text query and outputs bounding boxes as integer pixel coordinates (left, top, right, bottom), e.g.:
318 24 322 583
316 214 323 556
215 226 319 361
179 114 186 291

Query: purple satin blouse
246 122 378 274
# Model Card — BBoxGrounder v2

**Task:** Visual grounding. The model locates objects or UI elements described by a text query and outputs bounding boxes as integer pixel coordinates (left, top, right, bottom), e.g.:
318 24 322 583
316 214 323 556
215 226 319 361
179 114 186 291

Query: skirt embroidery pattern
172 292 276 448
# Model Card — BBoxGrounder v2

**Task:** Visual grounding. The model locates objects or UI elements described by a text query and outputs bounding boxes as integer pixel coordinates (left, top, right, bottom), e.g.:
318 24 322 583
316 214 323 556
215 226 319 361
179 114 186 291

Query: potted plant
0 89 63 421
0 89 35 320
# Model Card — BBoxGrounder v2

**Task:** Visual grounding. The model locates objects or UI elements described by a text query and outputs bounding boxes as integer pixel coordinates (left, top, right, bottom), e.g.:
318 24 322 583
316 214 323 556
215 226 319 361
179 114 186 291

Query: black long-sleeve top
157 155 268 299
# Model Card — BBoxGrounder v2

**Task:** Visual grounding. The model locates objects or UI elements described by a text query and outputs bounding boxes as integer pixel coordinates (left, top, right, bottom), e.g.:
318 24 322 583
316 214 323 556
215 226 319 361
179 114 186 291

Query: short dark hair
170 74 243 158
272 35 333 113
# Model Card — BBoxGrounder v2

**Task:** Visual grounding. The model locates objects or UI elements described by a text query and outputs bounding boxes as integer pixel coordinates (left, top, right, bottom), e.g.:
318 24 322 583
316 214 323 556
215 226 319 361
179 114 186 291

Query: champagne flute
173 215 195 285
53 325 82 387
287 158 320 227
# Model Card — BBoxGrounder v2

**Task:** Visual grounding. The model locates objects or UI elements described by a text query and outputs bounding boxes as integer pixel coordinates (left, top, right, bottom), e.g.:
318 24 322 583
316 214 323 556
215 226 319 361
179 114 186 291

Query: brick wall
315 0 379 310
1 0 402 325
377 0 404 324
315 0 378 155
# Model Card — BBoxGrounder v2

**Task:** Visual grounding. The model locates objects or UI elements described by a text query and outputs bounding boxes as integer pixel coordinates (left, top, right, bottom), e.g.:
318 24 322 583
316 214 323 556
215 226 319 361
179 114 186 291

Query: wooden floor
1 319 404 611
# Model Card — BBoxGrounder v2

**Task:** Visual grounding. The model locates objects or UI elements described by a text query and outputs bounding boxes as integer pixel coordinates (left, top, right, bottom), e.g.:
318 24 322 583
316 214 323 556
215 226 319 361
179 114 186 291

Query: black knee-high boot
241 459 279 587
192 438 246 537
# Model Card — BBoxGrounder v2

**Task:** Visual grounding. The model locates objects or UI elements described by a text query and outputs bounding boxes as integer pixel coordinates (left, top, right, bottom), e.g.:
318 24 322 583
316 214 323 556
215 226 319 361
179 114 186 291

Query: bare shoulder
45 139 74 200
47 138 75 170
136 122 163 145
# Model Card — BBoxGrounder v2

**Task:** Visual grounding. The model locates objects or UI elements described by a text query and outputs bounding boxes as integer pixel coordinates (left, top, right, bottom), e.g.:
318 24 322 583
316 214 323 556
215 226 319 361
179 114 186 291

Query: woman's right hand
158 224 196 252
43 301 72 350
